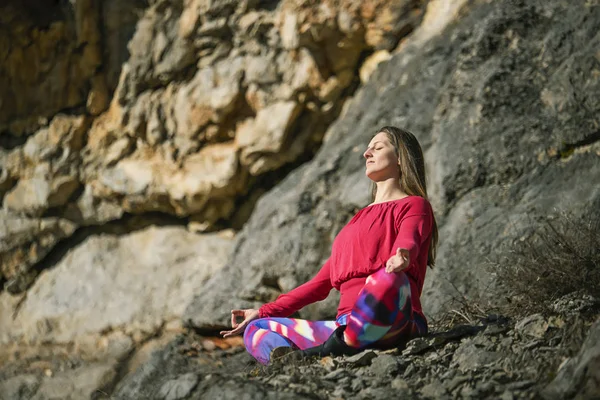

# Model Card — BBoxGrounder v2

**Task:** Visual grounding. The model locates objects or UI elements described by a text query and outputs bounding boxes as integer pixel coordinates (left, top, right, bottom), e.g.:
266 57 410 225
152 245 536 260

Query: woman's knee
353 269 413 323
243 318 267 340
367 268 411 293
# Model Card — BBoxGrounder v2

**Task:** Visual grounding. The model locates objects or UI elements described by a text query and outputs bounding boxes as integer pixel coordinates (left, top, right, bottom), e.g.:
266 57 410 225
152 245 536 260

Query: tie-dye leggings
243 268 427 365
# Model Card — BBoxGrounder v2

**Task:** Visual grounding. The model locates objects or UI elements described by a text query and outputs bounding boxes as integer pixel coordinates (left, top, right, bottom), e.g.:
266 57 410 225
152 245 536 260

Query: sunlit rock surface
0 0 599 398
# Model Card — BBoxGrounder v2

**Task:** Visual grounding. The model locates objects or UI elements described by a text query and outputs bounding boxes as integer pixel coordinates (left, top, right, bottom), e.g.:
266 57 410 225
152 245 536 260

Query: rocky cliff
0 0 599 399
1 0 431 342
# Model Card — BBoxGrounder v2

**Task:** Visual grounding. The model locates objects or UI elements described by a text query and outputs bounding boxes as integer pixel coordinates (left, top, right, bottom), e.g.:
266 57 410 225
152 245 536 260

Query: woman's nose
363 149 372 159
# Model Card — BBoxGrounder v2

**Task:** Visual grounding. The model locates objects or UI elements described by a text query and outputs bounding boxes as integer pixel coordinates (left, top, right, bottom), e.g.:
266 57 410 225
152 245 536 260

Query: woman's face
363 132 400 181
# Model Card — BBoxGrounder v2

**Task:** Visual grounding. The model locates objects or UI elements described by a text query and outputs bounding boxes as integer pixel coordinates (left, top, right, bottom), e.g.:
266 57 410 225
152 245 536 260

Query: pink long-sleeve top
258 195 434 322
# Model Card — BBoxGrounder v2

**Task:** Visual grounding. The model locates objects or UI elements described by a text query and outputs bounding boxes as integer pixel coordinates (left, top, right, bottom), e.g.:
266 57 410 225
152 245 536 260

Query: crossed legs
243 269 426 365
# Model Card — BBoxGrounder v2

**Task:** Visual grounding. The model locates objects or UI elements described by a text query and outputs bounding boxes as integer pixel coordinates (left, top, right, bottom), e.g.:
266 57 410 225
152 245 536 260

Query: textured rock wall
0 0 426 301
184 0 600 328
0 0 430 350
1 0 599 398
0 0 146 295
0 1 104 134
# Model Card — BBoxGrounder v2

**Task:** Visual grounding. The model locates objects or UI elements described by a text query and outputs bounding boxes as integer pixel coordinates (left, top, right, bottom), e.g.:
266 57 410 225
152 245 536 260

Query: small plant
428 277 491 330
493 209 600 316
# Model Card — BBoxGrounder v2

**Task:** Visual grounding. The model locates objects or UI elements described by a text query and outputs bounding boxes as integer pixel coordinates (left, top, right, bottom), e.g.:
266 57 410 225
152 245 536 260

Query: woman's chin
365 170 398 182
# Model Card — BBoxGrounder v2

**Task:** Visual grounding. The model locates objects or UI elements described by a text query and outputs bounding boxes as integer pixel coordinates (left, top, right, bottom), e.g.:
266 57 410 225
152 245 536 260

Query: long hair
370 126 439 268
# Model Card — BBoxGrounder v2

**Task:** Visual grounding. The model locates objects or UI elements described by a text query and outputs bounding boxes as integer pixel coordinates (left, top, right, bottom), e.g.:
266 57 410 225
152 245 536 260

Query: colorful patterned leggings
243 269 427 365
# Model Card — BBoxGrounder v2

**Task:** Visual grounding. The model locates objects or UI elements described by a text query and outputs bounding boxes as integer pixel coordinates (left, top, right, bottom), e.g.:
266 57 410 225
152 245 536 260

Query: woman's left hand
220 309 259 338
385 248 410 273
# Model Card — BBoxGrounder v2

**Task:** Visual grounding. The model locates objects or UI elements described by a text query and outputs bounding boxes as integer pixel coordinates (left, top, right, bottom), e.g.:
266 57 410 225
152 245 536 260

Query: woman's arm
391 214 431 265
221 259 333 337
388 199 433 272
258 258 334 318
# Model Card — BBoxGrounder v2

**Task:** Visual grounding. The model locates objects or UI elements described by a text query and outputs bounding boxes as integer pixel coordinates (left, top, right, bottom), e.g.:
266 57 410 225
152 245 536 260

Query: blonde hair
370 126 438 268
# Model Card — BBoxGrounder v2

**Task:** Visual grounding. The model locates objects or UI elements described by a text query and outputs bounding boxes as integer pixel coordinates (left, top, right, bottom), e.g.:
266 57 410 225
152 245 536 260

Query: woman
221 126 438 365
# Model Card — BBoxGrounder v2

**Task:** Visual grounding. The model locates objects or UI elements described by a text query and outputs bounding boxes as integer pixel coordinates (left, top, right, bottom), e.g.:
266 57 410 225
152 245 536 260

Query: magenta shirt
259 196 434 321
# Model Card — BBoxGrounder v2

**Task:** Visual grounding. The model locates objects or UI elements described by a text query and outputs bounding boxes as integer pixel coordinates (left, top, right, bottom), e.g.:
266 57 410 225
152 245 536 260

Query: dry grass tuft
493 209 600 317
427 278 492 331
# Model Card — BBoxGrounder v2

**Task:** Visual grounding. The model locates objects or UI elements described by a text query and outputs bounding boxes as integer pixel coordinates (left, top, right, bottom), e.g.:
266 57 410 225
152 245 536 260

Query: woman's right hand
220 309 259 338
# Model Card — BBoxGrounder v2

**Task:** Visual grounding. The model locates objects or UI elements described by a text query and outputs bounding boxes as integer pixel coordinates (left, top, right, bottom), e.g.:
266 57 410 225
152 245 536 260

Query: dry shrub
494 209 600 316
427 278 492 331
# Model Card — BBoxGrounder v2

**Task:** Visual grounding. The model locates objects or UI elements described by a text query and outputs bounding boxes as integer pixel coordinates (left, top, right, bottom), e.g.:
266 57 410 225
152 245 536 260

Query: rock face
0 1 103 132
1 0 600 398
0 0 427 295
0 226 233 345
185 0 600 327
0 210 77 294
542 318 600 399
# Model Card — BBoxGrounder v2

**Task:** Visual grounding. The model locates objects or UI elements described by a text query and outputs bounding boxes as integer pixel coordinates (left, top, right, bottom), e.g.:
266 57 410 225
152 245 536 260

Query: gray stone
446 375 469 392
515 314 549 339
551 291 598 316
30 362 116 400
237 100 303 175
403 364 415 379
279 11 298 50
343 351 378 367
112 339 195 399
322 369 347 381
420 379 449 399
0 374 40 400
391 377 410 391
368 354 399 376
403 337 435 355
452 339 502 372
505 380 535 391
542 318 600 399
197 379 313 400
350 377 366 392
120 1 194 101
158 373 199 400
500 391 514 400
64 184 124 225
357 386 400 400
331 387 347 398
101 0 147 91
245 55 278 84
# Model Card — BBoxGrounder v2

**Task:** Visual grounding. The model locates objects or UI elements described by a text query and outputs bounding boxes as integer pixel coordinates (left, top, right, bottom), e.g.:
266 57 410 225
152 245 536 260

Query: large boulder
0 226 233 345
